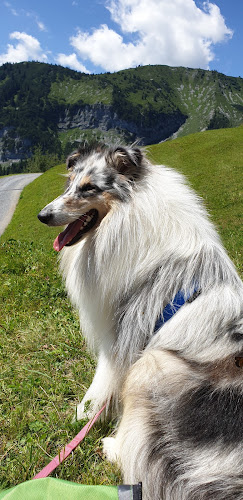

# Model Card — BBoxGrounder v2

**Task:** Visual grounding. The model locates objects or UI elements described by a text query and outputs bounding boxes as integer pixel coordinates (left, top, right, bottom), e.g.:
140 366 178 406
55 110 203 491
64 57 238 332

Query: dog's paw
72 400 93 422
102 437 119 463
72 398 107 423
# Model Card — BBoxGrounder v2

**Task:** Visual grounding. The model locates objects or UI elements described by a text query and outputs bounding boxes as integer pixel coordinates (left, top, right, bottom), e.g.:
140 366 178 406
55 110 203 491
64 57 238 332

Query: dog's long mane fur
39 144 243 499
60 153 241 367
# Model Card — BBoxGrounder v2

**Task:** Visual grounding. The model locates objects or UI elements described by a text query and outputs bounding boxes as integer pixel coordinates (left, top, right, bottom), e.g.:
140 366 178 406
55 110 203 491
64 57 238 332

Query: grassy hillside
49 77 113 106
0 128 242 489
0 62 243 164
148 126 243 273
50 65 243 138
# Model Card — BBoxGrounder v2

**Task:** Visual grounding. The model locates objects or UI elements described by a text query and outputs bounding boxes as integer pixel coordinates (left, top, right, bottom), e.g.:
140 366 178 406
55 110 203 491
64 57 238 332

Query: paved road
0 173 42 236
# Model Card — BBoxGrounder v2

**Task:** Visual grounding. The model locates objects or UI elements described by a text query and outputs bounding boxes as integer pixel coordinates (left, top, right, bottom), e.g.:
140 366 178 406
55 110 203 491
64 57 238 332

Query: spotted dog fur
38 144 243 499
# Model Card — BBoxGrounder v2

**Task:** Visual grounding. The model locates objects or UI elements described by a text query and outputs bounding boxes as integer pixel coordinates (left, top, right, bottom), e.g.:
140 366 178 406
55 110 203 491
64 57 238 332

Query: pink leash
33 403 106 479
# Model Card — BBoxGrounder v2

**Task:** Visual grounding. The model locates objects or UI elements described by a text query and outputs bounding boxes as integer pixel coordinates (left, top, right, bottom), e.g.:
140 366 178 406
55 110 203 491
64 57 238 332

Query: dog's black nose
38 211 52 224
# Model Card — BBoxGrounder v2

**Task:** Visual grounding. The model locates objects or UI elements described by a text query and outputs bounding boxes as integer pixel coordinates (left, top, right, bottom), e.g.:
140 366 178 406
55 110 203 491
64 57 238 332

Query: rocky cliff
57 103 186 145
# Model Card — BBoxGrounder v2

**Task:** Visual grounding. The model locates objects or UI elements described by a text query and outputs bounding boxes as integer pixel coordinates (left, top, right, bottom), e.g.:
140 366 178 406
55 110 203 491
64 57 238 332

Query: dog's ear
66 150 82 171
107 146 144 180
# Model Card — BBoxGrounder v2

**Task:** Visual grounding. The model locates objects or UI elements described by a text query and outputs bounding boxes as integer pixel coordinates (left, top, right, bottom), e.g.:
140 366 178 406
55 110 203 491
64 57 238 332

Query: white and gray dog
38 144 243 499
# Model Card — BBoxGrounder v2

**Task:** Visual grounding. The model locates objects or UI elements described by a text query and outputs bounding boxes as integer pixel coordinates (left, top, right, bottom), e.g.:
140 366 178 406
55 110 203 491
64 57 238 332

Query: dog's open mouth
53 209 98 252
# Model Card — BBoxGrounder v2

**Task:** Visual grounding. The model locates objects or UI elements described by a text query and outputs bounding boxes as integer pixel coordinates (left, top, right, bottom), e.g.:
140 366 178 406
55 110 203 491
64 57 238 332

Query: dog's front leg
74 351 120 421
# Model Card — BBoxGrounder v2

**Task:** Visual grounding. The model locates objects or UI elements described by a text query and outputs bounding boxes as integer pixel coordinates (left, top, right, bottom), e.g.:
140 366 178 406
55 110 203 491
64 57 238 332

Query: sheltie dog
38 144 243 499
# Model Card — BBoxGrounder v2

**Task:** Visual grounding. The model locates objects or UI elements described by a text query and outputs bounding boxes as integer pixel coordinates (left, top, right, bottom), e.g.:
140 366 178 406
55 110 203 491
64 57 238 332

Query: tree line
0 146 62 176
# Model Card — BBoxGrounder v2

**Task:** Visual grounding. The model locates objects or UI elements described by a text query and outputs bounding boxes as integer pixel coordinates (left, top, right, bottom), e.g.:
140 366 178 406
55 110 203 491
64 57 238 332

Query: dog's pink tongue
53 219 84 252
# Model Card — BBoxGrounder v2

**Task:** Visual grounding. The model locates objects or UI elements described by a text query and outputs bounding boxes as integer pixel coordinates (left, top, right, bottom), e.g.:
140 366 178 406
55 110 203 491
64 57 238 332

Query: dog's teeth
81 215 92 227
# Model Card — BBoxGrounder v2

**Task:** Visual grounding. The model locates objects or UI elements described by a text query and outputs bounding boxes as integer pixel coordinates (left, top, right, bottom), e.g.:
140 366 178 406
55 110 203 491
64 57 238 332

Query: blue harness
154 288 200 333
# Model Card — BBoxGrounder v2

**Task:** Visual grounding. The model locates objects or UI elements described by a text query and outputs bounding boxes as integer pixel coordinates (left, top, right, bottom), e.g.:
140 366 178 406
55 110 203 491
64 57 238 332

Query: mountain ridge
0 62 242 164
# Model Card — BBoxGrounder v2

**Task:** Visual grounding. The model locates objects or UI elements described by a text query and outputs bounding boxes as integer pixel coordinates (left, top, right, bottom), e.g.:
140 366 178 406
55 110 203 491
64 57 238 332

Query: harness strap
154 288 200 333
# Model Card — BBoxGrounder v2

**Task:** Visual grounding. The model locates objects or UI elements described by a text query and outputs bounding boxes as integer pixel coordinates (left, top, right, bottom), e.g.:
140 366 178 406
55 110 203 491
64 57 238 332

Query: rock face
1 104 186 161
0 128 31 162
57 103 186 145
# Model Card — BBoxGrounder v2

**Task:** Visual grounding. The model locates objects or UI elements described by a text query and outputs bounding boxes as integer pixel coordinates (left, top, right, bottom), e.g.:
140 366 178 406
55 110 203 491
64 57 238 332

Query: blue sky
0 0 242 77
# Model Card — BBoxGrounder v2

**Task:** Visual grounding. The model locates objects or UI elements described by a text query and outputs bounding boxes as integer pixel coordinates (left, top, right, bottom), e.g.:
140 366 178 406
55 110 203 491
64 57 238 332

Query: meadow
0 127 242 489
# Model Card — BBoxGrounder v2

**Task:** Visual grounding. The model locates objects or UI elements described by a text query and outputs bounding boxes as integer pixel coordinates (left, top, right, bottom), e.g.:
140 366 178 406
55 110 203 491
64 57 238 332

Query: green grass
0 165 121 489
0 127 242 489
58 128 134 150
49 77 113 106
148 127 243 275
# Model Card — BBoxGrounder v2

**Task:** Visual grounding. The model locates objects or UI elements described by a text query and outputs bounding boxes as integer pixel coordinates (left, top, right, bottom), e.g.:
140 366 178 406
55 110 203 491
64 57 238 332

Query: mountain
0 62 242 163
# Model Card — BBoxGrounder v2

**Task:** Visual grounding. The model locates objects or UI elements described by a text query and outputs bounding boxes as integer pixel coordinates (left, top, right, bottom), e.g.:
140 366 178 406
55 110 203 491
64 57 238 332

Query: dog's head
38 144 146 251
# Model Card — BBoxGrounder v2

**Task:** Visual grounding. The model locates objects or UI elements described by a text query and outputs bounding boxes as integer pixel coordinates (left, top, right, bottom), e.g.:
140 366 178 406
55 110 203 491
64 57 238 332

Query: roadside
0 173 42 236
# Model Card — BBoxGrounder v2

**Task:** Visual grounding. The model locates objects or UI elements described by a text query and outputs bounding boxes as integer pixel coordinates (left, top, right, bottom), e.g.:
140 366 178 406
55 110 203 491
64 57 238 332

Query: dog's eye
82 183 95 192
78 183 102 197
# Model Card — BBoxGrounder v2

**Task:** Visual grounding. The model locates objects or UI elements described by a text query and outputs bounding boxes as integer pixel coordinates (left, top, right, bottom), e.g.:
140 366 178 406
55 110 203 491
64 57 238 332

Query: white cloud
4 1 18 16
36 20 47 32
4 3 47 32
56 53 91 73
69 0 233 72
25 11 47 32
0 32 48 65
70 24 139 72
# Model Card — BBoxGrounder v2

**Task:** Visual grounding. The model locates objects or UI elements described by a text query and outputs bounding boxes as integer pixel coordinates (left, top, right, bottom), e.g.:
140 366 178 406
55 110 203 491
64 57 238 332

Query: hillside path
0 173 42 236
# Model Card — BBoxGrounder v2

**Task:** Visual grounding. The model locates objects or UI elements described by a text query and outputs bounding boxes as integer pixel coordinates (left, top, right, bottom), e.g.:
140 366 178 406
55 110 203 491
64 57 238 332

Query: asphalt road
0 173 42 236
